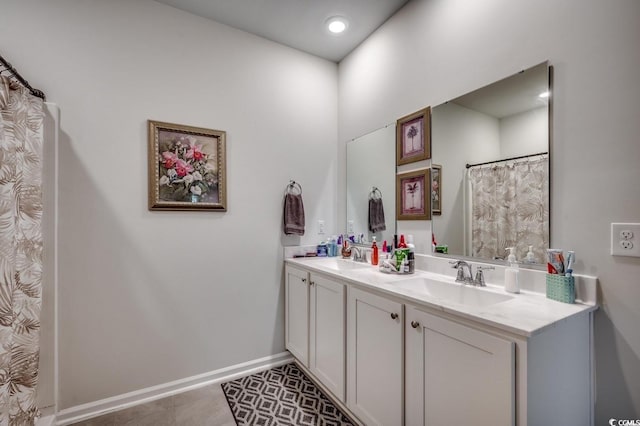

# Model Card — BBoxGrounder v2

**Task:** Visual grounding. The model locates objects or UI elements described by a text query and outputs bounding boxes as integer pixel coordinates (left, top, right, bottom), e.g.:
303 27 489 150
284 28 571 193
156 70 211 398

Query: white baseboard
55 351 293 426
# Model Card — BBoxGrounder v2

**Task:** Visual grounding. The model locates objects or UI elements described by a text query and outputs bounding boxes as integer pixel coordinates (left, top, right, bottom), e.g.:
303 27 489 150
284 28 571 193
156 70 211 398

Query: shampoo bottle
504 247 520 293
371 237 379 266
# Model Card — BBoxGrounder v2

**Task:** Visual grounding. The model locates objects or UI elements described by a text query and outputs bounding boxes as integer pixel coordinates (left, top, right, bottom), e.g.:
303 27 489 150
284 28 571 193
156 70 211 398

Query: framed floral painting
396 169 430 220
148 120 226 211
431 164 442 215
396 107 431 166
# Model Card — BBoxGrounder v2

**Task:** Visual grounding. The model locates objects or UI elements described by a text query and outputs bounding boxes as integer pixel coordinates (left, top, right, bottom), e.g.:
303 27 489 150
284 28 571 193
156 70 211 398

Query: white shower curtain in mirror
469 156 549 263
0 76 44 425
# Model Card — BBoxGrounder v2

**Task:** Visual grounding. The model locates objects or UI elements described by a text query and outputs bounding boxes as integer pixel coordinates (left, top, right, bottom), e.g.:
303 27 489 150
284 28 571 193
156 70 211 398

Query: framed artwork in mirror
148 120 227 211
431 164 441 215
396 169 430 220
396 107 431 165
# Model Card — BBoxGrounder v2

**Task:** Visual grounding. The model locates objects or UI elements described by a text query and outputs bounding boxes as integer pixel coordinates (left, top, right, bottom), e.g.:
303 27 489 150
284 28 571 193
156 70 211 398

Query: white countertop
285 256 598 337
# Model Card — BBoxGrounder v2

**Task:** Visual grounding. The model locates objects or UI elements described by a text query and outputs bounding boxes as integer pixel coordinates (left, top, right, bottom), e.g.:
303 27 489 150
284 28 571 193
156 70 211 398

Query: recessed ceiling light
538 91 550 99
326 16 348 34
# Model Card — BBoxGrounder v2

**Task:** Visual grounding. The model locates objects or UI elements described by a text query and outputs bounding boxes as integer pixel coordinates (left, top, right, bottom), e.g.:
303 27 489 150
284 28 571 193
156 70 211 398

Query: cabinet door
285 266 309 366
348 286 404 426
406 305 515 426
309 273 346 401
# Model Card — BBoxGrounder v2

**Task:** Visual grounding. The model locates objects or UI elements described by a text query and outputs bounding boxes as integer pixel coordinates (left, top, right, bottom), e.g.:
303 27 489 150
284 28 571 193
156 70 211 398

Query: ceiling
154 0 410 62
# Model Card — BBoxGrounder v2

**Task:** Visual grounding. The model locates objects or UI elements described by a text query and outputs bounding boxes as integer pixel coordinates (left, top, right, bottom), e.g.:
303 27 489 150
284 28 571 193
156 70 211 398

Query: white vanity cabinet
284 265 346 401
405 305 515 426
285 259 595 426
285 265 309 365
405 302 593 426
347 286 404 426
309 273 346 401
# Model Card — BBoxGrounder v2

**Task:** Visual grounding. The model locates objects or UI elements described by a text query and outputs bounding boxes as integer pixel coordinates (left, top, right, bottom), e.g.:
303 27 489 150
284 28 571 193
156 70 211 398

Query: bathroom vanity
284 256 597 426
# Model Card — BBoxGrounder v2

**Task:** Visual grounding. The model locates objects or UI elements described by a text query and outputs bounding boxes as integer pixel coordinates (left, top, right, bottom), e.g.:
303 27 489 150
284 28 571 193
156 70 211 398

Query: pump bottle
504 247 520 293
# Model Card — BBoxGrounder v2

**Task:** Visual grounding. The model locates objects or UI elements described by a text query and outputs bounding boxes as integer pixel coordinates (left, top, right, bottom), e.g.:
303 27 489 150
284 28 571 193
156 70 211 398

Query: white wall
0 0 337 409
338 0 640 421
500 106 548 158
431 102 500 254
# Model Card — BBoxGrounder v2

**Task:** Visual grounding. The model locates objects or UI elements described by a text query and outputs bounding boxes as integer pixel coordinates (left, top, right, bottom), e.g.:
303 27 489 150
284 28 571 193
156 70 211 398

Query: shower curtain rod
0 53 46 101
466 151 548 169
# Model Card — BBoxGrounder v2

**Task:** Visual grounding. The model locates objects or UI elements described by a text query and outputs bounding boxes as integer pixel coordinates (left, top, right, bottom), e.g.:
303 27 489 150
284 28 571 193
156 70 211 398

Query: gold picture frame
396 107 431 166
148 120 227 211
396 169 430 220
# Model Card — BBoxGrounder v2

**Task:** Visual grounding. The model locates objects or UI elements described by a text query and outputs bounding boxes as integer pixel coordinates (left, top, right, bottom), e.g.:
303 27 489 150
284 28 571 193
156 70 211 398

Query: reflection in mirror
431 62 550 264
346 124 396 245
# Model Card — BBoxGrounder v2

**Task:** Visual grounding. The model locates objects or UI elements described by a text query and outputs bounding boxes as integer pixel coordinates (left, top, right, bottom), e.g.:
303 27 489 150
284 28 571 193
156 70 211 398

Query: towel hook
287 180 302 195
369 186 382 200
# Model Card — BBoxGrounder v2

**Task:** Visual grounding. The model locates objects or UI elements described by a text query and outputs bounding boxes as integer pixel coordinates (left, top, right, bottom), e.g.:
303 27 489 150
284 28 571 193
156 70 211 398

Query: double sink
312 257 514 309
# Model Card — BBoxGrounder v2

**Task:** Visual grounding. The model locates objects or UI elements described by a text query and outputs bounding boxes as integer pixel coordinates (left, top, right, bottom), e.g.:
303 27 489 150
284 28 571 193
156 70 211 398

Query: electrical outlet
611 223 640 257
348 220 354 233
620 240 634 250
318 220 325 235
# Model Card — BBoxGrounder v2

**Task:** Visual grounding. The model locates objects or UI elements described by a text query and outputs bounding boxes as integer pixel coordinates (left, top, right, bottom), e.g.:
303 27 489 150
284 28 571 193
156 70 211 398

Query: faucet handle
474 266 495 286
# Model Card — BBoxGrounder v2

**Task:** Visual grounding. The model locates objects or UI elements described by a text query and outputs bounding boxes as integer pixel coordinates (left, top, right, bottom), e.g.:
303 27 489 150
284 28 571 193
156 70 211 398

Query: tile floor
70 383 236 426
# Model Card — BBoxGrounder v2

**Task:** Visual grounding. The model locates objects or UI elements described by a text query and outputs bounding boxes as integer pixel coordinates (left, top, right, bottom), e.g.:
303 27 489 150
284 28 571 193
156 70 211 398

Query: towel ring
369 187 382 200
287 180 302 195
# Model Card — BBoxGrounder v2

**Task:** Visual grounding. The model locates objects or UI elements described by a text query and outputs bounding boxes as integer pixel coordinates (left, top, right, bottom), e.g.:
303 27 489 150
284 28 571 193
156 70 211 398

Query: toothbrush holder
546 274 575 304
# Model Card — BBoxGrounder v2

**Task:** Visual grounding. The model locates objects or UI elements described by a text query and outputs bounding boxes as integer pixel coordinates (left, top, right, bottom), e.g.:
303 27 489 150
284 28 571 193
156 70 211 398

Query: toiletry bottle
327 236 336 257
525 245 536 264
398 234 407 248
371 237 379 266
407 235 415 273
504 247 520 293
317 240 328 257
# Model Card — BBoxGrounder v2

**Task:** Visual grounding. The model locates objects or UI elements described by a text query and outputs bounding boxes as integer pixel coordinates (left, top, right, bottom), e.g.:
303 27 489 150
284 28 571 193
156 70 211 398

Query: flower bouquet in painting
158 134 218 203
148 120 226 211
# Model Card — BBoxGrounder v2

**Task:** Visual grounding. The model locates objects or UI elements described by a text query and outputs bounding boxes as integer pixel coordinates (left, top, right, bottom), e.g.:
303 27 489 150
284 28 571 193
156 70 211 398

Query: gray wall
338 0 640 421
0 0 338 409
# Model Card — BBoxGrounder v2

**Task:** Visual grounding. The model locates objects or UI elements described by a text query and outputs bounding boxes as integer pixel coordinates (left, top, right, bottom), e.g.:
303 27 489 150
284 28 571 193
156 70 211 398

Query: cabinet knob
390 313 399 320
411 321 420 329
310 281 315 286
302 278 307 283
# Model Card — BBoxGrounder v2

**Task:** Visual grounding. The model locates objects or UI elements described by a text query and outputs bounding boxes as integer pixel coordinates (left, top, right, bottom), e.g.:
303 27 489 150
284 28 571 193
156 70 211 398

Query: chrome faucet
450 260 474 284
450 260 494 286
351 245 368 263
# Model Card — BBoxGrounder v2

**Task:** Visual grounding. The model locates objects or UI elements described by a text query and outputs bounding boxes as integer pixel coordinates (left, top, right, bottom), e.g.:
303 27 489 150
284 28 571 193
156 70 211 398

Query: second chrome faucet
450 260 494 287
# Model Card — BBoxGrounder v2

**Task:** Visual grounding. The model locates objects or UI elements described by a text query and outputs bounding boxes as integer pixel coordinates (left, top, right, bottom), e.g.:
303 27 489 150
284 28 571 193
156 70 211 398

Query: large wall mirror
431 62 551 264
346 124 396 244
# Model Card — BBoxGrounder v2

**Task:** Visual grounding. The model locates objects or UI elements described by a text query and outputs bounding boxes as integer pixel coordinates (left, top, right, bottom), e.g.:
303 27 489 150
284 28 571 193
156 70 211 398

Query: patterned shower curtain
469 156 549 264
0 76 44 425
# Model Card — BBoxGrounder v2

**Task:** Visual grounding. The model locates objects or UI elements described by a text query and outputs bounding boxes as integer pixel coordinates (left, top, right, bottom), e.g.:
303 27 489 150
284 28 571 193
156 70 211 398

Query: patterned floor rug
221 363 355 426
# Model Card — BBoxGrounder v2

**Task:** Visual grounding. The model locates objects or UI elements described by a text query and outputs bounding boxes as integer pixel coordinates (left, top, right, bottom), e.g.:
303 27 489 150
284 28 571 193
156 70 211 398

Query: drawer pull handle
411 321 420 329
310 281 315 286
390 313 399 320
302 278 307 283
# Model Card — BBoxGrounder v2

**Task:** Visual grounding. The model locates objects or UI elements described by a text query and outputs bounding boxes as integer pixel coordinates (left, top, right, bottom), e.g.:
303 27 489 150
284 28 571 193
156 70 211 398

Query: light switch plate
611 223 640 257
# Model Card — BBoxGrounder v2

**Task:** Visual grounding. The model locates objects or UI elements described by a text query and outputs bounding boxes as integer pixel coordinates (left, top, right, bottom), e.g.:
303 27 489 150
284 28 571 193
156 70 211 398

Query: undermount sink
315 257 372 272
390 276 514 308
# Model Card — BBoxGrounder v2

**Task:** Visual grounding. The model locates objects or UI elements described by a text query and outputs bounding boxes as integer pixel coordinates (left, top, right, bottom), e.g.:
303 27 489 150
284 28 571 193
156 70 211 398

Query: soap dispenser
504 247 520 293
525 245 536 264
371 237 379 266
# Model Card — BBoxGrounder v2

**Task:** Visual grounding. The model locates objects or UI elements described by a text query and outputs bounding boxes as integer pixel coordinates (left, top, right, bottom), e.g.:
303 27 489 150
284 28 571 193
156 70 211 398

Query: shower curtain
468 156 549 263
0 76 44 425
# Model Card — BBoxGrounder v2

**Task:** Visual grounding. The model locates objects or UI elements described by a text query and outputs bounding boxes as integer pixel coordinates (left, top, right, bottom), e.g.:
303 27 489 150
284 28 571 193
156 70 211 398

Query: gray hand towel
284 193 305 236
369 198 386 233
